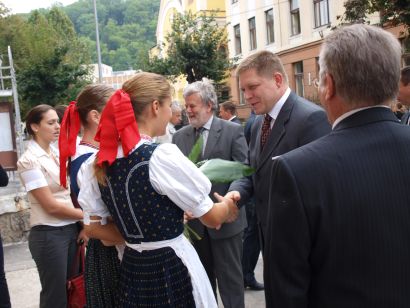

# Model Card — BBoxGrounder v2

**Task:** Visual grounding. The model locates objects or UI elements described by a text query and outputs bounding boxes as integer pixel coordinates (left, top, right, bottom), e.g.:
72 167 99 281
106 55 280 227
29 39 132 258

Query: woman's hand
77 228 89 246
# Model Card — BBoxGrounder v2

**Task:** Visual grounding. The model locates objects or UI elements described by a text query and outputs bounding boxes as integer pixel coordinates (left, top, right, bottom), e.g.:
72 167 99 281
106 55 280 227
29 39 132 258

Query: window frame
313 0 330 28
290 0 301 36
249 17 257 50
265 8 275 45
234 24 242 55
294 61 304 97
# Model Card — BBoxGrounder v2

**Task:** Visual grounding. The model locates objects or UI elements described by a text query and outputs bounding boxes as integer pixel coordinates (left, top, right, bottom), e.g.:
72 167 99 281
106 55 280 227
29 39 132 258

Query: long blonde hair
94 72 172 185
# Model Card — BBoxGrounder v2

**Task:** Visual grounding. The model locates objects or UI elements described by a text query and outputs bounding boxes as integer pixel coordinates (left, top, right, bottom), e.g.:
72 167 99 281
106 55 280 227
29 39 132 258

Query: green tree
340 0 410 35
147 11 232 85
0 6 91 115
63 0 159 70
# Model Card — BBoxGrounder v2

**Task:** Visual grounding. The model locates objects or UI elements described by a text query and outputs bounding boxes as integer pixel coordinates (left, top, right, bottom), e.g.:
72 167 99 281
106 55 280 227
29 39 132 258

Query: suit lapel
203 117 222 159
256 96 295 172
183 126 197 156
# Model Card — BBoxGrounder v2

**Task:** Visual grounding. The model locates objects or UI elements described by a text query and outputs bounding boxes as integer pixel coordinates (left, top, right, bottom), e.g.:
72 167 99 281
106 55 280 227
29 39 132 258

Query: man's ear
324 73 335 101
273 72 284 88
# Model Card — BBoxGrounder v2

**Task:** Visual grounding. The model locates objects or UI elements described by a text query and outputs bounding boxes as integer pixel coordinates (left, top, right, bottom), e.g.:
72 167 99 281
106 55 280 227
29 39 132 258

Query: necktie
195 127 205 142
260 114 272 150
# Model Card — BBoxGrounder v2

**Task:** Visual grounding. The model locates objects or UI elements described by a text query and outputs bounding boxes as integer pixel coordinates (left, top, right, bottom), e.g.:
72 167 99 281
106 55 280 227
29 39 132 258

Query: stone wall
0 178 31 244
0 209 30 243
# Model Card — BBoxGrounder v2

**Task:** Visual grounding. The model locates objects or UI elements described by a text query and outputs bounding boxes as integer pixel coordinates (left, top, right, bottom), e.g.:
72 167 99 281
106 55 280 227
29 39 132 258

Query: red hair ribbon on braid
59 101 81 188
95 89 140 167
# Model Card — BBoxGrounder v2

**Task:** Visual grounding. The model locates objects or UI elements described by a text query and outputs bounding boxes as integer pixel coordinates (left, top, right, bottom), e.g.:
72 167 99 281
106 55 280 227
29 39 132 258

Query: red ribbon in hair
59 101 81 188
95 89 140 166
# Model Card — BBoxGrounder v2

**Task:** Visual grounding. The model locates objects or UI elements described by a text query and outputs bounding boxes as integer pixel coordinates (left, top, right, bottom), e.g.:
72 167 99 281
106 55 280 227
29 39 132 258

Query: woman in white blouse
17 104 84 308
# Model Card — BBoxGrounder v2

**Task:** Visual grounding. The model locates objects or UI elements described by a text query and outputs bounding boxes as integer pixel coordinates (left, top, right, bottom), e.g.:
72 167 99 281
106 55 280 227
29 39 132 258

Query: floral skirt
84 238 121 308
119 246 195 308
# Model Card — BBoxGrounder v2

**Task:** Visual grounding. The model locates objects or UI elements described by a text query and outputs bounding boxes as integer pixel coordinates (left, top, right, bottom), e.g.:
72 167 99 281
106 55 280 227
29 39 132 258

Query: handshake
185 191 241 230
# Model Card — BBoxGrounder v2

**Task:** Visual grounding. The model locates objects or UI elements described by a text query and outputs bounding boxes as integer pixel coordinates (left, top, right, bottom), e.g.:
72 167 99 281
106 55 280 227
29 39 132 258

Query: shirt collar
28 140 58 158
267 87 291 120
202 115 214 131
228 115 236 121
332 105 390 129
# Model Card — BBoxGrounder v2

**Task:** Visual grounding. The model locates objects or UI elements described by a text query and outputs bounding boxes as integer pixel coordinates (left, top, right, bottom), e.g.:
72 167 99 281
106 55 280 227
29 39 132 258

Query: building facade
225 0 385 120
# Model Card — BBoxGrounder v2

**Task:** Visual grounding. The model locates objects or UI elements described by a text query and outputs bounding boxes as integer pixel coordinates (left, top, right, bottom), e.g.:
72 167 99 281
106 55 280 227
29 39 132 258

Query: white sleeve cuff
83 212 109 225
190 196 214 218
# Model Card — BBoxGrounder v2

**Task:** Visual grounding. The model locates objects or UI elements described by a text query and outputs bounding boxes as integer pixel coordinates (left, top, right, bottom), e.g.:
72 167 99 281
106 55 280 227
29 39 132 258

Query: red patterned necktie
260 114 272 150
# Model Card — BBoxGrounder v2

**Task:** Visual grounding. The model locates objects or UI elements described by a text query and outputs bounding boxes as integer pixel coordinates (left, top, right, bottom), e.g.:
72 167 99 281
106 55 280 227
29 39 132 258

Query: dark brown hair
25 104 55 136
401 66 410 86
76 84 115 126
220 101 237 115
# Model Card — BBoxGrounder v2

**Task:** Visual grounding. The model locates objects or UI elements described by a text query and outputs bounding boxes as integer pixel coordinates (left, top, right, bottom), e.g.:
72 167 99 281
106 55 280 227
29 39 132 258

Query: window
238 77 245 105
314 0 329 28
249 17 257 50
290 0 301 35
265 9 274 44
294 61 304 96
234 24 242 55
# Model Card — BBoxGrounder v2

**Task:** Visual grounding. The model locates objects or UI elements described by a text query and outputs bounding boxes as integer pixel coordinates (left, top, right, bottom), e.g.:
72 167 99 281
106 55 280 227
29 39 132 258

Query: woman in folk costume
77 72 239 308
59 84 121 307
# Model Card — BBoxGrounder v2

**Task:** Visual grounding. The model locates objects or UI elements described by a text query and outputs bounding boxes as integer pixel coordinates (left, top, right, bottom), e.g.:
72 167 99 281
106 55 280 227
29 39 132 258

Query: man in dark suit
229 50 331 250
219 101 242 124
398 66 410 124
173 79 248 308
265 24 410 308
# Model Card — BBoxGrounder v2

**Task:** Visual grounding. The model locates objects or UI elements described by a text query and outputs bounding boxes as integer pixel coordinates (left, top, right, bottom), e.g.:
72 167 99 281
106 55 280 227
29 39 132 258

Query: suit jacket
265 107 410 308
230 116 242 125
230 92 331 237
400 110 410 125
173 116 248 239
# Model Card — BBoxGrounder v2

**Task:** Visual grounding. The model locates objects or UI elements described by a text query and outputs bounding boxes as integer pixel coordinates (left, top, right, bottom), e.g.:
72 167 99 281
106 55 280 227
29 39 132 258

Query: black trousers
29 223 78 308
0 233 11 308
242 199 261 284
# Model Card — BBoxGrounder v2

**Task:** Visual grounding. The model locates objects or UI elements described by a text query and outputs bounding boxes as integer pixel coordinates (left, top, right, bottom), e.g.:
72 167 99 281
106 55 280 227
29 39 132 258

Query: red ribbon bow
95 89 140 166
59 101 81 188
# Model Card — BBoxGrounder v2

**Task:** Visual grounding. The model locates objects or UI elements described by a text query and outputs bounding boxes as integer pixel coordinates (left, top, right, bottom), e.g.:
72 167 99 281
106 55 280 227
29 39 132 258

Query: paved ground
4 241 266 308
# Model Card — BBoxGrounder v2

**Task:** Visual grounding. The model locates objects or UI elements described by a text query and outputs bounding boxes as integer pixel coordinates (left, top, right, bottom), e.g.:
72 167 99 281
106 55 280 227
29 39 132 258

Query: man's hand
214 192 239 224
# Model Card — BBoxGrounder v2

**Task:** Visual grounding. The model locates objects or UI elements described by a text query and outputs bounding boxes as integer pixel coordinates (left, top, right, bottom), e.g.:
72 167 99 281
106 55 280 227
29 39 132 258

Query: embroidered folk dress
78 138 217 308
70 142 121 308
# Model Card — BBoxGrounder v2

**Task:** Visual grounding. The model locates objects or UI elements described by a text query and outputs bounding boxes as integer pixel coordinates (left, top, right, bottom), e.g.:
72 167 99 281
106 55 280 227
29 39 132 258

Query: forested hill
63 0 160 71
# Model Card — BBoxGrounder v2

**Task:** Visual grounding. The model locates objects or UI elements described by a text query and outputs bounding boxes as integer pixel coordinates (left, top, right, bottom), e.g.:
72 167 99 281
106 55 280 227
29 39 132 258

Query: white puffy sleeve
149 143 213 218
17 154 48 191
77 153 111 225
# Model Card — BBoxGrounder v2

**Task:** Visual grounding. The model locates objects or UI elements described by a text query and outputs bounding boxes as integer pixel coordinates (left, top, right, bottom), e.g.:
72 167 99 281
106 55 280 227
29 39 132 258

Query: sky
2 0 78 14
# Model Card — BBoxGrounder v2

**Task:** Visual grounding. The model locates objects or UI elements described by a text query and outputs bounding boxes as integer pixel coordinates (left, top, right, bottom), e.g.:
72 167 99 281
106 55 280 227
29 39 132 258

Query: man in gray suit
219 101 242 124
173 79 248 308
229 50 331 249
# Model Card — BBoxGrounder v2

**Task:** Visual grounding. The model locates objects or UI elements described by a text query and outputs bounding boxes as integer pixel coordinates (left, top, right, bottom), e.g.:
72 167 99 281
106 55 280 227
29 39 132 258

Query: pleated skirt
118 246 195 308
84 238 121 308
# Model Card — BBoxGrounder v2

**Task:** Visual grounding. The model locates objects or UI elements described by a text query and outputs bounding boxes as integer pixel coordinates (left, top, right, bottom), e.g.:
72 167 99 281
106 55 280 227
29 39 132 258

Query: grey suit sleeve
264 157 310 308
299 109 331 146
